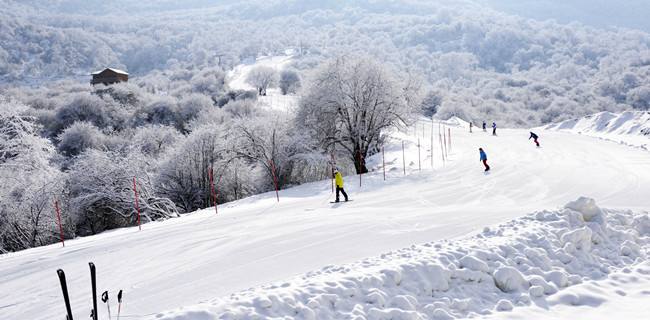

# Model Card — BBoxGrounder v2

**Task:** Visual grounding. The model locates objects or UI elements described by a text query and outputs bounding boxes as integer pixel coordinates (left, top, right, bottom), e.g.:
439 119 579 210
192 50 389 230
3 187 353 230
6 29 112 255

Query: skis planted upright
89 262 98 320
57 269 74 320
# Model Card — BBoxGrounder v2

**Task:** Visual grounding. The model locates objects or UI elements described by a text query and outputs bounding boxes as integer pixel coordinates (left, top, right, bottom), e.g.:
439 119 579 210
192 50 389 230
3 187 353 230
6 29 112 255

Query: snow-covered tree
246 66 278 96
156 126 223 212
0 97 65 252
297 56 422 173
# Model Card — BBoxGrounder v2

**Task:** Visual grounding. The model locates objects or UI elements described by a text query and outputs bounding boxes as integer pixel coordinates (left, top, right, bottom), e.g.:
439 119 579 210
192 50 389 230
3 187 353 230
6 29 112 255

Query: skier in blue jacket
492 122 497 136
479 148 490 171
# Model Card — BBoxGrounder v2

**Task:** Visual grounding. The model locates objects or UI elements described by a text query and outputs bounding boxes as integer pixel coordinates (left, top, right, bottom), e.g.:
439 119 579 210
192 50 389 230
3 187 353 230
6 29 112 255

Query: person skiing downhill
492 122 497 136
479 148 490 171
482 121 487 132
529 132 540 147
470 122 473 133
334 169 348 202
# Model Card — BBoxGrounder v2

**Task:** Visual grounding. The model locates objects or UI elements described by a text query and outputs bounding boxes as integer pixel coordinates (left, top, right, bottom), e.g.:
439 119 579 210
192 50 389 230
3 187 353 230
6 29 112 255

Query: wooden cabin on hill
91 68 128 85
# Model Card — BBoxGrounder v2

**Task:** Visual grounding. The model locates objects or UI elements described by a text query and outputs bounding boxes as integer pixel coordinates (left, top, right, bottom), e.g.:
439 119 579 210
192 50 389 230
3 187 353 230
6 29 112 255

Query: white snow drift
150 197 649 319
542 111 650 150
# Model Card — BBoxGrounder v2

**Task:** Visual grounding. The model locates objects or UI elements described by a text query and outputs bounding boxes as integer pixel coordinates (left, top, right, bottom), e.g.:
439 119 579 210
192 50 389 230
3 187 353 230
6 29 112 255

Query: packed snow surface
1 118 650 319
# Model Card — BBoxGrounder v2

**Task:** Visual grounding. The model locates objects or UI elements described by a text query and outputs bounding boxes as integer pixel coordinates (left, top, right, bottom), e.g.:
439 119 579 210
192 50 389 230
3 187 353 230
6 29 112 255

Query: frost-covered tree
131 125 182 157
57 121 105 157
279 69 301 95
67 150 179 235
156 126 223 212
0 98 66 252
297 56 422 173
246 66 278 96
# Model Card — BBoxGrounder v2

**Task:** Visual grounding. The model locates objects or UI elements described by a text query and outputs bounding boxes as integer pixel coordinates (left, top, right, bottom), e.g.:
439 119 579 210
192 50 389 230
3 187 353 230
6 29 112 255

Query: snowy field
1 118 650 319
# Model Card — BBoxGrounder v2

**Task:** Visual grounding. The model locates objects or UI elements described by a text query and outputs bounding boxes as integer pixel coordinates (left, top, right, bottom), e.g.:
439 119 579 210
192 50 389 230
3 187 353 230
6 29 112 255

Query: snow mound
149 198 649 319
542 111 650 150
493 266 528 293
439 116 469 128
565 196 606 224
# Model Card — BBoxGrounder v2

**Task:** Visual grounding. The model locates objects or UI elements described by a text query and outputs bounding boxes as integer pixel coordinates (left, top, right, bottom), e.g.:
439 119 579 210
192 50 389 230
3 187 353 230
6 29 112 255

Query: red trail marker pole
430 127 434 168
402 141 406 175
448 128 452 151
330 153 335 193
358 151 363 188
443 126 448 159
417 138 421 171
209 166 217 214
438 123 445 164
132 177 141 231
382 147 386 181
54 199 64 247
269 160 280 202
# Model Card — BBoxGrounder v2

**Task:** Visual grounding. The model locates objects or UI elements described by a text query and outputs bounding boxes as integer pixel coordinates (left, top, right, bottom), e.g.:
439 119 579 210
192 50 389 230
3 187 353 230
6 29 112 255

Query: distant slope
541 111 650 150
227 55 299 112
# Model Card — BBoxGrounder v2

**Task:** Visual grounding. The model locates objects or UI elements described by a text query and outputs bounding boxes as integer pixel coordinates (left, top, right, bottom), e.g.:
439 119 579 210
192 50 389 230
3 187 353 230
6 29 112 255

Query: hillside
1 119 649 319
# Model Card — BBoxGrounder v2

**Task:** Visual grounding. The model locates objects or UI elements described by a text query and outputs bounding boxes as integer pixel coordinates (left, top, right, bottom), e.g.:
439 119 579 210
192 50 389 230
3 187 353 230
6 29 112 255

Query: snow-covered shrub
131 125 182 157
67 150 178 235
279 69 301 95
51 93 128 135
57 121 105 157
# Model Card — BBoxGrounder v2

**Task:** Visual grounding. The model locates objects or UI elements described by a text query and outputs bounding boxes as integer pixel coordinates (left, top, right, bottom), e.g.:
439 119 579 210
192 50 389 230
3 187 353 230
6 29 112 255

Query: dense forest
1 0 649 252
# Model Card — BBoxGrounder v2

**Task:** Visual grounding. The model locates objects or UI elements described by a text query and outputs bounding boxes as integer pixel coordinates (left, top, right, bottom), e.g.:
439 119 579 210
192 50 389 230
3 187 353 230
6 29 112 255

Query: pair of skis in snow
57 262 124 320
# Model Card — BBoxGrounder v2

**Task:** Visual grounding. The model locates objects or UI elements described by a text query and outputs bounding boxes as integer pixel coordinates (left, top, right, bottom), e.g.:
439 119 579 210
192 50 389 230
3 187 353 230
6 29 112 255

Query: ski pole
102 291 112 319
117 290 123 320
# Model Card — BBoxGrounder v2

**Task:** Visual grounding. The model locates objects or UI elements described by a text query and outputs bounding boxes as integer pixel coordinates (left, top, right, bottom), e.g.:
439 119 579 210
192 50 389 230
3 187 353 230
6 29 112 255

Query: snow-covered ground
227 55 299 112
541 111 650 151
1 118 650 319
153 197 650 319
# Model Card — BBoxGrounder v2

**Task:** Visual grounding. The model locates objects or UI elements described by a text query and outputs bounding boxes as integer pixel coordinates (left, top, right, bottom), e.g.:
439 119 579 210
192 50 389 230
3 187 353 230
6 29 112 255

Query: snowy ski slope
1 118 649 319
226 55 299 112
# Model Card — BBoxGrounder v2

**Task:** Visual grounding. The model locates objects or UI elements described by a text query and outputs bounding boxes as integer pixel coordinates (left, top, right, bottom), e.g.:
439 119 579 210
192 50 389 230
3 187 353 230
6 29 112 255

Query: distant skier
479 148 490 171
482 121 487 132
492 122 497 136
529 132 540 147
470 122 473 133
334 169 349 202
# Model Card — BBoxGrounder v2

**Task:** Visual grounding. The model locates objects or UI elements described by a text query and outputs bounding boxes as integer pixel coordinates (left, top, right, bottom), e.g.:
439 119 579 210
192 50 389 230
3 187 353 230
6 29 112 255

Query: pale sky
480 0 650 32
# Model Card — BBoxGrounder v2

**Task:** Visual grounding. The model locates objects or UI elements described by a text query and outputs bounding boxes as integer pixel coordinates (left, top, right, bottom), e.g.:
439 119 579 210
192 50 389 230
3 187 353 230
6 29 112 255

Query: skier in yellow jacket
334 169 349 202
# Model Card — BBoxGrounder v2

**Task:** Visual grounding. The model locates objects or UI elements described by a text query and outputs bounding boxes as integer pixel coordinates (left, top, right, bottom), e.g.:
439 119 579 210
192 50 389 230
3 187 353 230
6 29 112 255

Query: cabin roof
91 68 129 76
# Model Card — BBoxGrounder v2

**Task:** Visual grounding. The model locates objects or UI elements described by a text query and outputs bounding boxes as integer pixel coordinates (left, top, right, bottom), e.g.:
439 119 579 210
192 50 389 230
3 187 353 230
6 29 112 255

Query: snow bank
149 198 649 319
542 111 650 150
